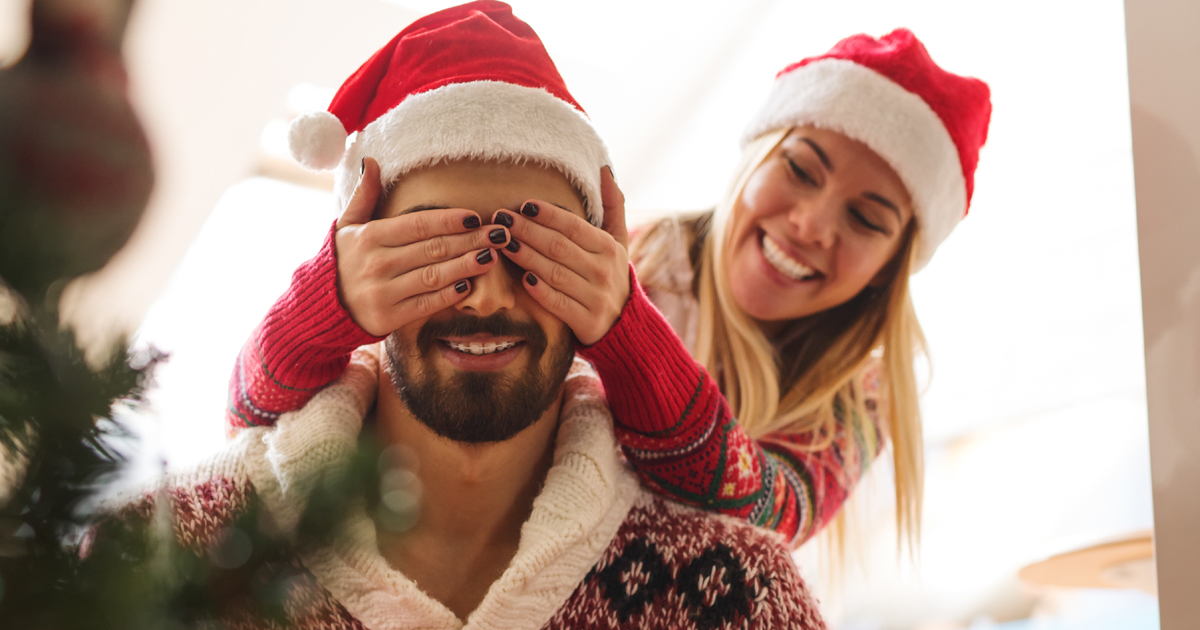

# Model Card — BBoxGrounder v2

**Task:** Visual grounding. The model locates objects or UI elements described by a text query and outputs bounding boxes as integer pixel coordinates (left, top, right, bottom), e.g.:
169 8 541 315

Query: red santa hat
287 0 611 225
742 28 992 270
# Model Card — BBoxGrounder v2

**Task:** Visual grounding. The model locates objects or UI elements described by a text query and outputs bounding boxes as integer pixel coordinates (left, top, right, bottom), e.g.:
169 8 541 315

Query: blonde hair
636 128 927 556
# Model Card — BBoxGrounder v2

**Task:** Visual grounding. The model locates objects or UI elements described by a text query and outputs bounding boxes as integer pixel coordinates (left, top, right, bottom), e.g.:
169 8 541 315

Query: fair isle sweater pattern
133 348 825 630
226 220 884 546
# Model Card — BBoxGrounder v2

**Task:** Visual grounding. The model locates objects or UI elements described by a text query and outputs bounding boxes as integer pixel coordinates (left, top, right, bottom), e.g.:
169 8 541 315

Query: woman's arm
577 275 885 545
226 222 383 436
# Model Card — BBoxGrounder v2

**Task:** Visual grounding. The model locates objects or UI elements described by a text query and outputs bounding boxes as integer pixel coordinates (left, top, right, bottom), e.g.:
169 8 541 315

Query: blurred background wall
1124 1 1200 628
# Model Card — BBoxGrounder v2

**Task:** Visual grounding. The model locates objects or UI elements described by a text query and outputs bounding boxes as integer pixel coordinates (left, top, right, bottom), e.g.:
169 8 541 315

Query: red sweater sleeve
225 221 384 437
578 268 885 545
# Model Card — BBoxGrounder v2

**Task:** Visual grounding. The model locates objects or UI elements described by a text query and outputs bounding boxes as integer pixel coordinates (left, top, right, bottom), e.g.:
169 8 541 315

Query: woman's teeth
761 234 817 281
445 340 518 355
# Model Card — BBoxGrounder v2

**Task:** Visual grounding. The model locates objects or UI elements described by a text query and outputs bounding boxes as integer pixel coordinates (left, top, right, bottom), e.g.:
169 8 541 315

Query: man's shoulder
98 431 259 551
546 491 827 630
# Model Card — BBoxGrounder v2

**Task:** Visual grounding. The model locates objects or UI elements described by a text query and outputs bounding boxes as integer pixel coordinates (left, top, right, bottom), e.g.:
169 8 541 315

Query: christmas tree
0 3 398 627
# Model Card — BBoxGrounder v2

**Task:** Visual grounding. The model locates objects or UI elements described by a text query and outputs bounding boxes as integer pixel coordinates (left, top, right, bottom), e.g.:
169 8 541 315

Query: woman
229 26 991 551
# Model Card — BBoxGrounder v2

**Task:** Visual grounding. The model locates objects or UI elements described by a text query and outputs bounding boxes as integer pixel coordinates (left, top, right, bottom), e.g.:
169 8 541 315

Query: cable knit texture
124 347 825 629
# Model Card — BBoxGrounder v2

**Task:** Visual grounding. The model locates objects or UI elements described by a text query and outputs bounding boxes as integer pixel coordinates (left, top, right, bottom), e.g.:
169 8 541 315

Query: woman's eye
849 207 887 234
786 158 816 185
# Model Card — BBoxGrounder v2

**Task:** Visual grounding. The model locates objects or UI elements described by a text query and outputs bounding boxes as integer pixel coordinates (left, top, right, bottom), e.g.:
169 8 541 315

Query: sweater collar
245 344 641 630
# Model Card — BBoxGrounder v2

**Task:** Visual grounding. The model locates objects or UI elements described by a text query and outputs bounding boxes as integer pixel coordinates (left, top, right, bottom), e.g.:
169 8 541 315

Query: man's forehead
382 160 586 220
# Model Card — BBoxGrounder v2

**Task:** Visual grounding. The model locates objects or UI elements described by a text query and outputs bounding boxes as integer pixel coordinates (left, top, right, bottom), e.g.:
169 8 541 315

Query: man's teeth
445 340 518 355
761 234 816 281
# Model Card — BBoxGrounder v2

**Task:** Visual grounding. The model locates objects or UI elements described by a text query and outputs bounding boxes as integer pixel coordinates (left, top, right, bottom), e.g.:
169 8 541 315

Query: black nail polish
476 249 493 264
521 202 539 217
455 280 469 293
506 239 520 253
494 211 514 228
463 215 480 229
360 158 365 176
525 272 538 286
489 228 507 244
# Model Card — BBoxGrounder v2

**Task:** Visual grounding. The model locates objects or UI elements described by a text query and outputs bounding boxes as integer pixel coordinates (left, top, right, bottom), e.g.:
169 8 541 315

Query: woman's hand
497 167 630 346
334 157 510 336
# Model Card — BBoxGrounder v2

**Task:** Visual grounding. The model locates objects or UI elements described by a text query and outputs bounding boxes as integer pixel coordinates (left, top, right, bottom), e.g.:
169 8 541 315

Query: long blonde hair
635 128 927 554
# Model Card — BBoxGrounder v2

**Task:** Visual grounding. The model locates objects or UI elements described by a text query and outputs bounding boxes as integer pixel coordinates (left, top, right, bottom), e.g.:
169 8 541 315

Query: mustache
416 313 548 356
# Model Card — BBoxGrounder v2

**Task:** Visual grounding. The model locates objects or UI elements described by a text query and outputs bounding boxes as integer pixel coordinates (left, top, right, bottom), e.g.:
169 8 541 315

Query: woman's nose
455 249 517 317
786 197 838 249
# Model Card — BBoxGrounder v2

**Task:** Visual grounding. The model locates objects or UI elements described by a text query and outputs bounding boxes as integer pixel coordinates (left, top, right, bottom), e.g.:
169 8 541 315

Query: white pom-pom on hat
288 110 348 171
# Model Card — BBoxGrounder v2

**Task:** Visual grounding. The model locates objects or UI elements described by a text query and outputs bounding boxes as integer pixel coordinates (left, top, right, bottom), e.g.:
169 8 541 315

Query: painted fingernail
476 249 493 264
521 202 539 217
455 280 469 293
494 211 514 228
506 239 520 253
463 215 481 229
488 228 507 244
525 272 538 286
360 158 365 176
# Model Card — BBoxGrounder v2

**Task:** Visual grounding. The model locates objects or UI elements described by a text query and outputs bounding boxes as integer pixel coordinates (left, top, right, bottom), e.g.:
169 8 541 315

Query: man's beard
384 313 576 444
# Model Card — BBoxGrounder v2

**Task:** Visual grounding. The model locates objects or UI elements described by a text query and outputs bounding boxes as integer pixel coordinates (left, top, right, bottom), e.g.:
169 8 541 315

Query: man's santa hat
742 28 992 270
287 0 611 225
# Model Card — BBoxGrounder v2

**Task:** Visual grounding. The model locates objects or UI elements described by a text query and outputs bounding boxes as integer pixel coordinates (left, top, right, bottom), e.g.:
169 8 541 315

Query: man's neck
372 367 561 619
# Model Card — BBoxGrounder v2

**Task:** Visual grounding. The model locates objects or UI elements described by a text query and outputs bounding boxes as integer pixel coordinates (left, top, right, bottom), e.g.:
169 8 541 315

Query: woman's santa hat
287 0 611 225
742 28 992 270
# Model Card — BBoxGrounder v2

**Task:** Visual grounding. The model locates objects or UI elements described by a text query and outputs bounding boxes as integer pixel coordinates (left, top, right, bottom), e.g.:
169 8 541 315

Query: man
112 3 826 628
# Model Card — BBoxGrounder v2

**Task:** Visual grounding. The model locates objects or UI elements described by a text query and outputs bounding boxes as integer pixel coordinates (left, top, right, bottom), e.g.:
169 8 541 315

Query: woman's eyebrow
800 137 833 171
863 192 901 217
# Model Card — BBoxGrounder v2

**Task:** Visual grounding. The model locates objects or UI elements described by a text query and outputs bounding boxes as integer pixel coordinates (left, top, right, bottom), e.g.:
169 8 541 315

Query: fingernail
521 202 539 218
494 211 514 228
506 239 521 253
605 165 616 183
525 272 538 286
476 249 493 264
463 215 481 229
360 158 365 176
488 228 507 244
455 280 469 293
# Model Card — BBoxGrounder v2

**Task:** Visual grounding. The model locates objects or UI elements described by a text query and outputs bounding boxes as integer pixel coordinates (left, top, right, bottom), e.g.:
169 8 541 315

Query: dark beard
384 313 575 444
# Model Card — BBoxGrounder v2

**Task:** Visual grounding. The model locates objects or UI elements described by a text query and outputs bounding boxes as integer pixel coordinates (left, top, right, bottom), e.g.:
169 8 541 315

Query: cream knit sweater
111 346 825 629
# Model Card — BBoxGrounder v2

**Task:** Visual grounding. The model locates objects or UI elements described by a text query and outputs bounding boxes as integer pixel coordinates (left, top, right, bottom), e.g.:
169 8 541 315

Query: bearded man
107 3 826 628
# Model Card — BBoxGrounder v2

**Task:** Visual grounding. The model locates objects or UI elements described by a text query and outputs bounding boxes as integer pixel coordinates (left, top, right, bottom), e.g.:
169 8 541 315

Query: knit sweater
124 347 825 629
227 221 885 545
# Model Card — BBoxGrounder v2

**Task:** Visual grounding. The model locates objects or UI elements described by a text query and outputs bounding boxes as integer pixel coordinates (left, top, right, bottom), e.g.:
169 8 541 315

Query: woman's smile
759 230 821 283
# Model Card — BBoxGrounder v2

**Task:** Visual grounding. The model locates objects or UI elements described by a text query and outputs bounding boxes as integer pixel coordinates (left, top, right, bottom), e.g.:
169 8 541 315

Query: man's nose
455 250 518 317
787 196 838 249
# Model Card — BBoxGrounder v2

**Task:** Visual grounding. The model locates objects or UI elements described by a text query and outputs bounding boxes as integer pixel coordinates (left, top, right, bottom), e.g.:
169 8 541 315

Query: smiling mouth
442 340 522 355
760 232 820 281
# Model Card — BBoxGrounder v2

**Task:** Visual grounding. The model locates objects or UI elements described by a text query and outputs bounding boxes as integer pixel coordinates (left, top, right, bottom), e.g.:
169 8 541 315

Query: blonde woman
228 29 991 549
500 28 991 548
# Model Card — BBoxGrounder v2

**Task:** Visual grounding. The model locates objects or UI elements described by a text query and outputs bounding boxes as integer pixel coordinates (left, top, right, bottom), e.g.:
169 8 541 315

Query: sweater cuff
577 266 706 433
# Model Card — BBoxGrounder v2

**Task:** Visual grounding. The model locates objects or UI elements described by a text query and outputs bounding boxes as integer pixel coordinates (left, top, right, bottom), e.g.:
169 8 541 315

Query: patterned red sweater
126 352 826 630
227 224 884 545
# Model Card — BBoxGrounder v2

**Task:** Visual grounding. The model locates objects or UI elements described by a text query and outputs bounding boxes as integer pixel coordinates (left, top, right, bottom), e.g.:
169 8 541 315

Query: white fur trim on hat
742 59 966 270
288 110 349 171
337 81 611 226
